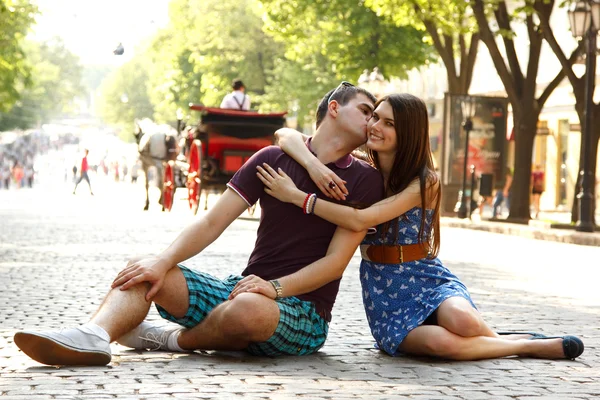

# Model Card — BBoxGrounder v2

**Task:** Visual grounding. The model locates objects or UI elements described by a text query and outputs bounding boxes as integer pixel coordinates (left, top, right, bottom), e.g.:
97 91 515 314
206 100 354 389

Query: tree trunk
508 111 539 221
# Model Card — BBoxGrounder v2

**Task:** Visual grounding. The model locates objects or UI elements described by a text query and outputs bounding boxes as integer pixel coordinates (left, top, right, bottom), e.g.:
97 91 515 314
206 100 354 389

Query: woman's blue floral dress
360 207 476 355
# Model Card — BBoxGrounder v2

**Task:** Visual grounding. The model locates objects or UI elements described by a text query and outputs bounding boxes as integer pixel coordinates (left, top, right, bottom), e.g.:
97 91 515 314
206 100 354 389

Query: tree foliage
0 0 38 113
366 0 479 94
98 0 434 130
97 54 155 141
261 0 434 122
150 0 284 119
0 38 85 131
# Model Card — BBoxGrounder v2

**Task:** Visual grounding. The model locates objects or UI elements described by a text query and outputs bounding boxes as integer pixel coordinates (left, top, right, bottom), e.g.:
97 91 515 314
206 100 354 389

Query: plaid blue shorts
155 265 329 356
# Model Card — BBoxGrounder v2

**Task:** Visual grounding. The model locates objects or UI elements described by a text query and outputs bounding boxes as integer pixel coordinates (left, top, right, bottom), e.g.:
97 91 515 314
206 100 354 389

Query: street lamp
568 0 598 232
456 95 477 219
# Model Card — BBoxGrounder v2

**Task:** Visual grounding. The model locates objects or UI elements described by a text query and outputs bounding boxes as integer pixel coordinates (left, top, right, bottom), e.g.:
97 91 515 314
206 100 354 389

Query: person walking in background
73 149 94 195
24 161 35 188
492 167 513 219
12 161 24 189
1 161 11 189
531 164 545 219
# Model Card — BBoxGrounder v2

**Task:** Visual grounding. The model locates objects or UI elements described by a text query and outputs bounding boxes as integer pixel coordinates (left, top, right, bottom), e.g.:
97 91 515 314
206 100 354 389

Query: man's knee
220 293 279 341
153 266 189 318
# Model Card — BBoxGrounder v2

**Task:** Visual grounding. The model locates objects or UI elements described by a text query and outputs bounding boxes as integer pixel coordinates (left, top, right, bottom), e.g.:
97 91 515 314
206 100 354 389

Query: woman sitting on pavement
256 92 584 361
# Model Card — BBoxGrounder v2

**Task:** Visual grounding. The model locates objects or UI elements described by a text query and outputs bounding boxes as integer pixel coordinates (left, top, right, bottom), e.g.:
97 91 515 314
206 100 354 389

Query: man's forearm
275 228 366 298
276 254 347 298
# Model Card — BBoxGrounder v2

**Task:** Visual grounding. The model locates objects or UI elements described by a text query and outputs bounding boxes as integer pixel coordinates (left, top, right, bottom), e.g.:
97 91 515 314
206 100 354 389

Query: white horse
133 118 178 211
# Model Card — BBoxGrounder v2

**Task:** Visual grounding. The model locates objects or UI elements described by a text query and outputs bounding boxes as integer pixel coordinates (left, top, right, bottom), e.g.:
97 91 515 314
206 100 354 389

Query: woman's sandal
531 335 585 360
497 331 547 339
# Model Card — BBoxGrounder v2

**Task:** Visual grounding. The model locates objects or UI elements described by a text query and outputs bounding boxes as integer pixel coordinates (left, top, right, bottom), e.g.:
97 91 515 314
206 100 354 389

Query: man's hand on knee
229 275 277 300
112 256 173 301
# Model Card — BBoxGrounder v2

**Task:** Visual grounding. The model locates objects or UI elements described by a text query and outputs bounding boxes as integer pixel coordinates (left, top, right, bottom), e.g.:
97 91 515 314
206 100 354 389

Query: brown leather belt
360 244 429 264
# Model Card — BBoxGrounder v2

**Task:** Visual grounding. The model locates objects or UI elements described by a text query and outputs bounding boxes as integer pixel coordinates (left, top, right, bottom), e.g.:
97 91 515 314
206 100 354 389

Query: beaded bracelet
305 194 314 214
303 193 317 214
302 193 312 214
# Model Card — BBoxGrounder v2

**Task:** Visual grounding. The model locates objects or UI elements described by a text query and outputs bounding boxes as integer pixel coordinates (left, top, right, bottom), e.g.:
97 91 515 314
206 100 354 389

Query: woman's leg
399 325 566 361
434 297 496 338
434 296 535 340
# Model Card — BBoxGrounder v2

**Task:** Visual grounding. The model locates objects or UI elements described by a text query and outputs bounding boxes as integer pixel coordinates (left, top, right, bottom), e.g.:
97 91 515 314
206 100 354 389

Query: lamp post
568 0 598 232
456 95 477 219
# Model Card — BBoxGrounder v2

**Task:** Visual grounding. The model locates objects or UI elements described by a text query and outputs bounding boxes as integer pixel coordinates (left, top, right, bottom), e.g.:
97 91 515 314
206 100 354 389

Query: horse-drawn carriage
140 105 287 214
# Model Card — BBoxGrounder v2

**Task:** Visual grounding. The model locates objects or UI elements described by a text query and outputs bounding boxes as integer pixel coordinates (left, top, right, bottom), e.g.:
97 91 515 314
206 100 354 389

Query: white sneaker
14 327 111 366
116 321 182 351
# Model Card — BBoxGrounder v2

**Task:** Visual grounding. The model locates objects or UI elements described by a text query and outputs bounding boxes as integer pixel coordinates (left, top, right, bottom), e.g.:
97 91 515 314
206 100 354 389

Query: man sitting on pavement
220 79 251 110
14 84 383 366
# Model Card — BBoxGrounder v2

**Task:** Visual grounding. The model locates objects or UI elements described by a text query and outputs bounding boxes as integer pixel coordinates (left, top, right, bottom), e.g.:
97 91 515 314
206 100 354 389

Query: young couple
14 84 583 366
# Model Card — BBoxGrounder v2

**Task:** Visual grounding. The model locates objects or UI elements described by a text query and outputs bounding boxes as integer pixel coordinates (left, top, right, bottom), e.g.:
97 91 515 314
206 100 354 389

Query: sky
30 0 171 66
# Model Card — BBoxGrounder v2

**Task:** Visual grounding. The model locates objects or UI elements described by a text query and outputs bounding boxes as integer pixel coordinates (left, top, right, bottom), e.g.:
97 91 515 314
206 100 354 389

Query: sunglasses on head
328 81 355 104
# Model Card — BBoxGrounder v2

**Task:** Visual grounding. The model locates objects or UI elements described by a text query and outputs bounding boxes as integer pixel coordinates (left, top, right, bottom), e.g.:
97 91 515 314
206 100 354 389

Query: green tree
0 38 85 130
145 28 203 123
472 0 579 221
261 0 434 123
144 0 284 124
366 0 479 95
0 0 38 113
97 54 155 141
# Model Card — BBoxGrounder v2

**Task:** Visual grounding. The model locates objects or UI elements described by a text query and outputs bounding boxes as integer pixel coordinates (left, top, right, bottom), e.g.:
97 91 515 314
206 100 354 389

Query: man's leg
14 264 190 366
118 267 280 352
175 293 279 351
80 172 93 194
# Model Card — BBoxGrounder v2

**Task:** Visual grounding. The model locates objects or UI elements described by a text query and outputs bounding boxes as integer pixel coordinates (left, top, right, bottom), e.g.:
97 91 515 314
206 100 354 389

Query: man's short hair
315 85 376 128
232 79 245 91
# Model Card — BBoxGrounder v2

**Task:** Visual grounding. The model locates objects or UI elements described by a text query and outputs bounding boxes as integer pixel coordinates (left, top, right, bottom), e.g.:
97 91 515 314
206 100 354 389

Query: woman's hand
306 159 347 200
112 256 172 301
228 274 277 300
256 163 303 203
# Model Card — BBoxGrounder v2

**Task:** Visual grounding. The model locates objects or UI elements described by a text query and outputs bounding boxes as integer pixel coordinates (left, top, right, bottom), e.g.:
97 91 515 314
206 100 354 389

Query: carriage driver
13 84 382 366
220 78 251 110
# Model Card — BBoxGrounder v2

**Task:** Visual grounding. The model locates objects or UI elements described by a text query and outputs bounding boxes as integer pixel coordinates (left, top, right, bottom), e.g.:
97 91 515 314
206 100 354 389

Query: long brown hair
367 94 441 258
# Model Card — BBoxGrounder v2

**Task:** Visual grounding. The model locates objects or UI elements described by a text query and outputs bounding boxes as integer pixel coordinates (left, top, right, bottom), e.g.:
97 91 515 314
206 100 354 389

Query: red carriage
162 105 287 214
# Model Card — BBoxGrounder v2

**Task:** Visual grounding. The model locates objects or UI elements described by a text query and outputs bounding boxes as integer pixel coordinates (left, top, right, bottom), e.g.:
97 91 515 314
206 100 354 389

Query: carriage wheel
162 162 175 212
187 140 202 215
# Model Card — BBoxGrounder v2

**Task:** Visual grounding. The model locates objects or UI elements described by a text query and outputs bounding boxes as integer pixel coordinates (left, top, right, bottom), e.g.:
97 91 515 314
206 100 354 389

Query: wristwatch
269 279 283 299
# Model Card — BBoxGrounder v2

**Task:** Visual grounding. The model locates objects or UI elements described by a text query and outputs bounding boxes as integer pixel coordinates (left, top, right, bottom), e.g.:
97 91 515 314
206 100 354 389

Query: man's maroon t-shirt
227 145 384 321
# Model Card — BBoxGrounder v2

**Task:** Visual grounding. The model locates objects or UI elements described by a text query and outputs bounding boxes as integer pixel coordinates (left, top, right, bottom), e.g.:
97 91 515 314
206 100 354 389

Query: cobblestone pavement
0 175 599 399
